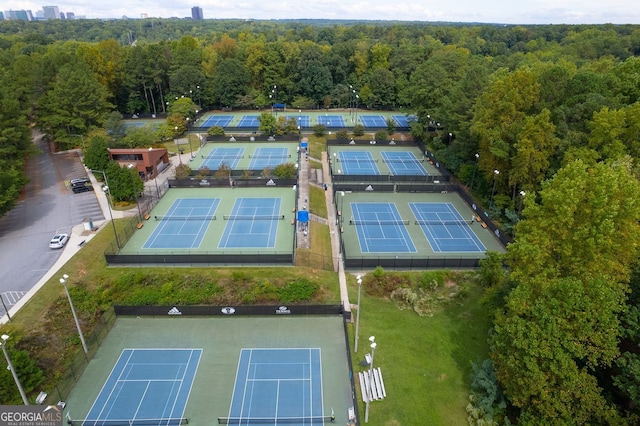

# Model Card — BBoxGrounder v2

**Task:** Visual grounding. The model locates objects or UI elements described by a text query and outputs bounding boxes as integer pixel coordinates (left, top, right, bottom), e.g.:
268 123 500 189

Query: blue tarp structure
273 103 286 109
297 210 309 223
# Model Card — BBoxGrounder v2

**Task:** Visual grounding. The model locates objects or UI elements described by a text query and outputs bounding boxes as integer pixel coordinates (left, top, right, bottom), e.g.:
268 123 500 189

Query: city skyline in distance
1 0 638 24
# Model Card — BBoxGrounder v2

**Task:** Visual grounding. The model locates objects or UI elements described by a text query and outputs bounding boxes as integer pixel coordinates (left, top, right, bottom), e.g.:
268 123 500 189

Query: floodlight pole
60 275 88 354
354 276 362 352
365 336 376 423
0 334 29 405
489 169 500 212
127 164 143 222
470 153 479 190
90 169 121 249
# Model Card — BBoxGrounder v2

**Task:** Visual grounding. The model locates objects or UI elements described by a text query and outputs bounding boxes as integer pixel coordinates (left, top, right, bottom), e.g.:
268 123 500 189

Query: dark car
70 177 93 193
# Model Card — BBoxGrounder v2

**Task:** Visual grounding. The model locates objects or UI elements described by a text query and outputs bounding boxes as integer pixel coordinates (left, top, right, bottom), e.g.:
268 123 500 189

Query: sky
3 0 640 24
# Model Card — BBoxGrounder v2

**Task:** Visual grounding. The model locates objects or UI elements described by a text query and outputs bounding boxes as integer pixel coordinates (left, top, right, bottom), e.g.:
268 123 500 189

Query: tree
491 276 623 424
35 59 113 150
82 130 111 172
258 112 277 136
508 158 640 284
212 58 250 108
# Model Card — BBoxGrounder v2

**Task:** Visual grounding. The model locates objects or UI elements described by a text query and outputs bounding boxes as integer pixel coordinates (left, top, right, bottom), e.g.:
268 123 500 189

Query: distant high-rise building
191 6 203 20
6 10 31 20
0 12 4 20
42 6 61 20
66 12 75 19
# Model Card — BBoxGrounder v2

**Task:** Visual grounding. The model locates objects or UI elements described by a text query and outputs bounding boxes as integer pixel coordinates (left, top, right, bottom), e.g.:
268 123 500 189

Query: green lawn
347 279 491 425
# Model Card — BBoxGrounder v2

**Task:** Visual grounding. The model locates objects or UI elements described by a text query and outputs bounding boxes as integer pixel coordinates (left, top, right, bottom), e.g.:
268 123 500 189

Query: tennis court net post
217 416 333 424
223 215 285 220
349 219 410 226
67 418 189 426
154 215 216 221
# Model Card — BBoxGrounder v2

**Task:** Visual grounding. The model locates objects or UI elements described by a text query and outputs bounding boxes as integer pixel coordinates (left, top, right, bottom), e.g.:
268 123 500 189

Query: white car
49 233 69 249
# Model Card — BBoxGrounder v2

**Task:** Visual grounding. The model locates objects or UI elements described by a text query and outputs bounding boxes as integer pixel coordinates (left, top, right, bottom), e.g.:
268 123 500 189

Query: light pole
365 336 377 423
354 275 362 352
60 275 88 354
186 117 194 159
489 169 500 212
270 85 278 116
470 153 479 190
354 95 359 125
340 191 345 228
448 133 453 144
89 169 121 249
518 190 526 214
0 334 29 405
127 164 143 221
175 126 182 165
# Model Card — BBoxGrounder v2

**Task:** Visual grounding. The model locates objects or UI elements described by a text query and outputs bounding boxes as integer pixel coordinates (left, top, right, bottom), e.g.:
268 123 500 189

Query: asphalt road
0 132 104 316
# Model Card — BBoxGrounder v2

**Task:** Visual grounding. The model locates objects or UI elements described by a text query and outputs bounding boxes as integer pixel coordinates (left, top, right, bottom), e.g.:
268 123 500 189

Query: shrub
174 164 191 178
273 163 297 178
352 124 365 136
207 126 225 136
335 129 349 140
278 278 318 303
374 130 388 141
313 124 327 137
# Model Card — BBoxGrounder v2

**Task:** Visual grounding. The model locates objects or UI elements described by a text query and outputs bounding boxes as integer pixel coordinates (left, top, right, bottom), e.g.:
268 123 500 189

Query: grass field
347 275 491 425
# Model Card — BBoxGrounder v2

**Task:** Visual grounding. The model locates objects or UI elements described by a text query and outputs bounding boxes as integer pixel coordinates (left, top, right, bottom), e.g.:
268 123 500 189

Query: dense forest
1 18 640 423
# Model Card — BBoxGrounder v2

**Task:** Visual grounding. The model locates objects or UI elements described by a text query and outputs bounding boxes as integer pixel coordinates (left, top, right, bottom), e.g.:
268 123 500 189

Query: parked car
70 177 93 193
49 233 69 249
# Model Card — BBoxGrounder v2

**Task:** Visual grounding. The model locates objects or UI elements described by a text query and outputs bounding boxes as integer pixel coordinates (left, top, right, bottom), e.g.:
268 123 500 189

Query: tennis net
335 158 378 162
382 158 421 164
415 219 471 226
217 416 332 424
349 219 410 226
67 418 189 426
154 215 216 221
202 155 244 160
223 215 285 220
248 154 292 159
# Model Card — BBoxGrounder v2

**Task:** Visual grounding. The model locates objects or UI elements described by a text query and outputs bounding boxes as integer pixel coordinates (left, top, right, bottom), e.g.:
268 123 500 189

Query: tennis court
238 116 260 127
219 198 283 248
381 151 428 176
285 115 310 128
410 202 485 252
317 116 345 127
359 115 387 128
337 151 380 175
223 348 325 425
143 198 220 249
350 202 416 253
201 147 245 170
392 115 415 127
75 348 201 426
201 116 234 127
63 316 354 425
249 148 291 170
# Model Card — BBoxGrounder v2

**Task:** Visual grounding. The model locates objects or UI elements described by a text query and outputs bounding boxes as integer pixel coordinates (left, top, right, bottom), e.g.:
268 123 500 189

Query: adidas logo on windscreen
168 307 182 315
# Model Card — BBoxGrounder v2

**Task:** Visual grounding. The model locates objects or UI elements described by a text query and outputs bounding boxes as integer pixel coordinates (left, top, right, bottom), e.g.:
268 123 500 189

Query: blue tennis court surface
202 147 245 170
238 116 260 127
286 115 310 128
410 202 485 252
359 115 387 128
226 348 324 425
143 198 220 249
351 202 416 253
392 115 415 127
125 122 148 128
249 147 291 170
337 151 380 175
317 115 345 127
201 116 233 127
82 349 201 426
219 198 282 248
381 151 428 176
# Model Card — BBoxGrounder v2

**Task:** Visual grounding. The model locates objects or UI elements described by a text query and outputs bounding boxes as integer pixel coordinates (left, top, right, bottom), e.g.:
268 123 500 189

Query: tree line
1 19 640 422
